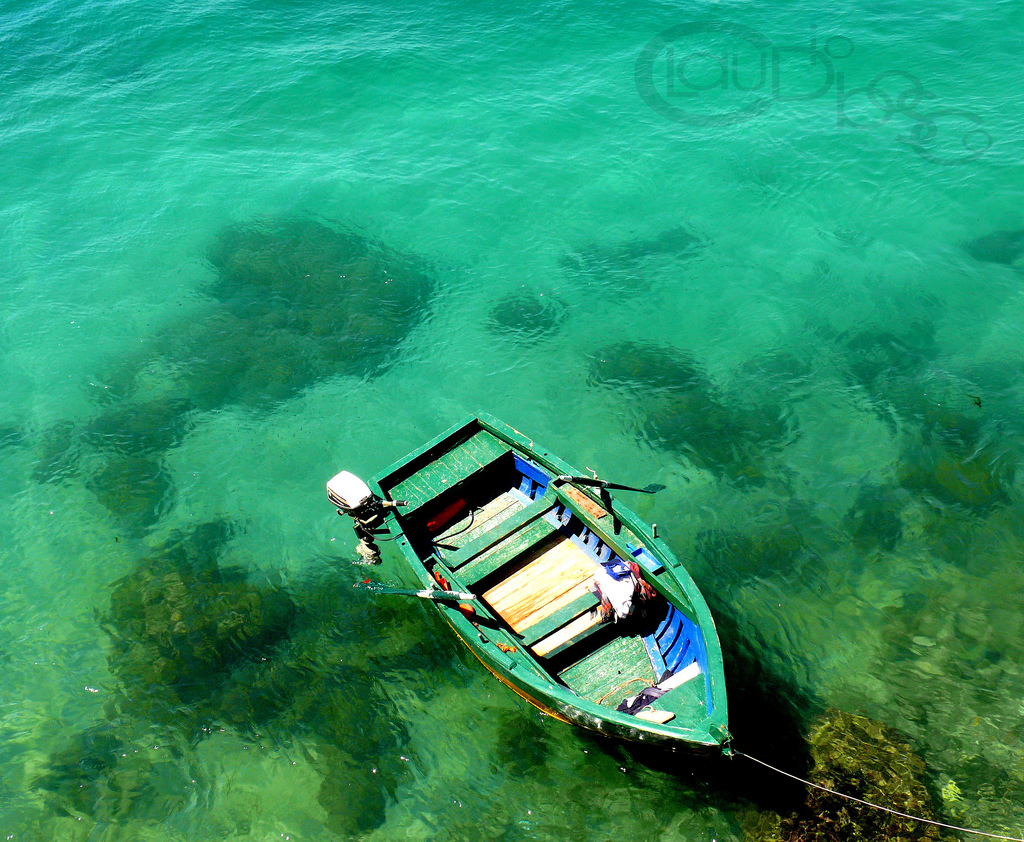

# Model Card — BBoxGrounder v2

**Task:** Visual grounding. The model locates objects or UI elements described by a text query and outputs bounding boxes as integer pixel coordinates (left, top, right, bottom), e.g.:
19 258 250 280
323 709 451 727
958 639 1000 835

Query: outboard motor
326 471 406 564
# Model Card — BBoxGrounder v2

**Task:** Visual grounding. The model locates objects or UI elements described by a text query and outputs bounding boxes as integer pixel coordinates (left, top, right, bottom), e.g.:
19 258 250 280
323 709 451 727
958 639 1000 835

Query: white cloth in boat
590 559 638 622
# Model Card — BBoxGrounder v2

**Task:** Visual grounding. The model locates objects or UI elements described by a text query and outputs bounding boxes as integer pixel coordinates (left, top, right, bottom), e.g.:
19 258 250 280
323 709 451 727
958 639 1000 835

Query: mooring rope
734 750 1024 842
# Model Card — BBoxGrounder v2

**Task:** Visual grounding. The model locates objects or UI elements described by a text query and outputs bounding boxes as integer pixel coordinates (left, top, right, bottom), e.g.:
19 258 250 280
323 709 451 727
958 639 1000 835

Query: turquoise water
2 0 1024 838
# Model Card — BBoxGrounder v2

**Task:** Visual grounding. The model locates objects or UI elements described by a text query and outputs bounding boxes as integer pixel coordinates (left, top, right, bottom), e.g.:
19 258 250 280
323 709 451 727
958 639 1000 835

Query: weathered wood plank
558 634 657 705
459 518 560 585
519 590 601 647
553 486 701 626
390 430 508 509
484 538 591 612
561 485 608 519
435 492 523 548
449 490 557 569
531 608 604 658
485 538 601 631
457 429 510 465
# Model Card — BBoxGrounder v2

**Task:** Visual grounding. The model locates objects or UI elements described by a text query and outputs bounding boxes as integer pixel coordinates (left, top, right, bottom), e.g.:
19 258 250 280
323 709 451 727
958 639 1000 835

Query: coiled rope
734 750 1024 842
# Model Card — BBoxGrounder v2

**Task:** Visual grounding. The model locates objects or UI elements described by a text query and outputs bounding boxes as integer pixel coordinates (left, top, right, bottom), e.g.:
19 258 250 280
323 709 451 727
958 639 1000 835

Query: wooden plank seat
448 489 558 571
433 491 524 550
458 517 561 587
390 429 509 511
482 534 608 658
518 590 600 648
530 608 606 659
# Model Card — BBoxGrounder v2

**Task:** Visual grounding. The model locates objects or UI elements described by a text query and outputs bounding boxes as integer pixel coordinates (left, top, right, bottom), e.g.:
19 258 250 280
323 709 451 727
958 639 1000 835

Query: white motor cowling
326 470 373 512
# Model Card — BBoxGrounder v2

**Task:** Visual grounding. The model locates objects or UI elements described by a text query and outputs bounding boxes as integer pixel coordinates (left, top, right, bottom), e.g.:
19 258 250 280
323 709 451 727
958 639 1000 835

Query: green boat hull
348 413 730 752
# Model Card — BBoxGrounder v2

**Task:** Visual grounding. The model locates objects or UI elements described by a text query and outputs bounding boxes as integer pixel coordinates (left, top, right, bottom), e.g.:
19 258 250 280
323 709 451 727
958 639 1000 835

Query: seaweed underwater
561 226 707 295
28 216 437 535
587 341 797 488
34 520 453 836
741 708 952 842
962 227 1024 267
833 323 1018 519
684 516 1021 841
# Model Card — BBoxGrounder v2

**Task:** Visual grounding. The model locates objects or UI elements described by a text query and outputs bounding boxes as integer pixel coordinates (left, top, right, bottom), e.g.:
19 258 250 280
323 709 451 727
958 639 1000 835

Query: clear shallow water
2 0 1024 839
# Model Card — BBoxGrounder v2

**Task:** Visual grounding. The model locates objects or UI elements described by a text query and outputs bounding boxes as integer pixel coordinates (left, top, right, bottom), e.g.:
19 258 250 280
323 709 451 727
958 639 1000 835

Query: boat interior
388 434 713 722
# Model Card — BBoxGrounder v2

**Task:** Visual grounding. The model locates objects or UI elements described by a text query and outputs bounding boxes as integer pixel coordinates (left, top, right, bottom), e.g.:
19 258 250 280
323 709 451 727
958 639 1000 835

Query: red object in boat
426 498 466 533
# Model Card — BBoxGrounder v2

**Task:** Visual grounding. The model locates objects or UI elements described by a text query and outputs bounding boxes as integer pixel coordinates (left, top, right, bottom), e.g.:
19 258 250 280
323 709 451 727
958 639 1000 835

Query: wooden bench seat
518 590 600 648
433 491 523 550
481 533 609 659
389 429 509 511
530 608 606 658
448 490 558 570
458 517 561 586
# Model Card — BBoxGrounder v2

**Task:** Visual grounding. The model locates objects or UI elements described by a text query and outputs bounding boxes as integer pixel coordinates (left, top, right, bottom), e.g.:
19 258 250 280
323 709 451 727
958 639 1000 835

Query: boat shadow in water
591 600 817 819
601 608 949 841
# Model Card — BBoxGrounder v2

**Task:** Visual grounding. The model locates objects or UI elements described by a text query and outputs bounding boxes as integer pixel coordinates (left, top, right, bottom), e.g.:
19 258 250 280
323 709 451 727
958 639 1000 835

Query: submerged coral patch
562 226 706 294
32 217 438 542
486 291 567 341
838 324 937 390
745 708 948 841
588 342 792 485
844 484 906 552
697 525 810 584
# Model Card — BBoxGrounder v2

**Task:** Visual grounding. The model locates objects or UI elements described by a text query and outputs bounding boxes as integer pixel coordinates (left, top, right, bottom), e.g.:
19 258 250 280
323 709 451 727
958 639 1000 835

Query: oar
554 475 666 535
354 581 477 602
554 475 666 494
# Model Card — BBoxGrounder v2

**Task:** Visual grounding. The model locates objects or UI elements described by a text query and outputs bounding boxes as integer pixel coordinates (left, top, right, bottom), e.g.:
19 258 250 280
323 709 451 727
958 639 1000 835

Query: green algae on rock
101 523 296 708
697 525 811 585
36 720 196 824
589 342 793 485
744 708 949 842
31 420 82 485
33 217 439 546
492 709 551 779
83 396 196 458
838 324 937 390
486 290 567 341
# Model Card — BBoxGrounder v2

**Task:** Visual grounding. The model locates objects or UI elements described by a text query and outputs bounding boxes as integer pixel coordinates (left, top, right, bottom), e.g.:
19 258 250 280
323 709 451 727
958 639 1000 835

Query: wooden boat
327 413 730 752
